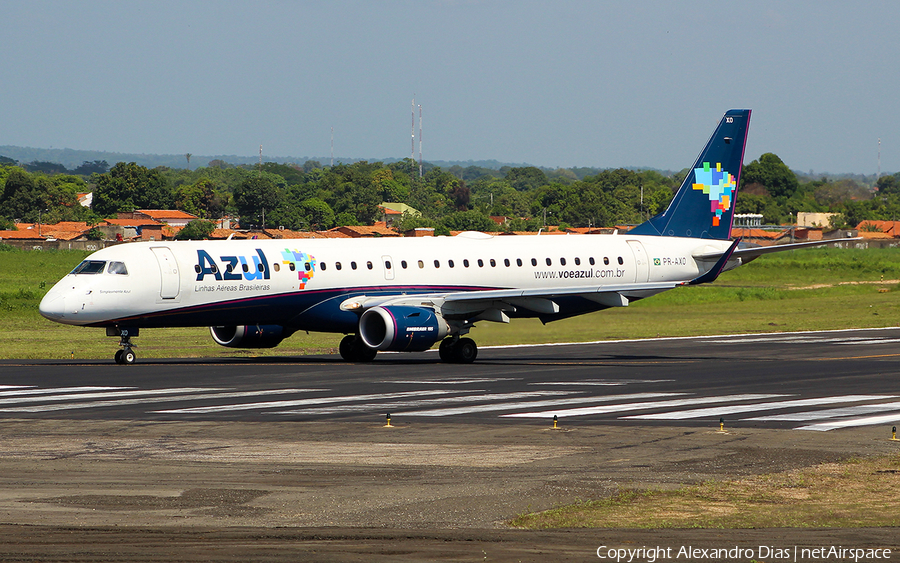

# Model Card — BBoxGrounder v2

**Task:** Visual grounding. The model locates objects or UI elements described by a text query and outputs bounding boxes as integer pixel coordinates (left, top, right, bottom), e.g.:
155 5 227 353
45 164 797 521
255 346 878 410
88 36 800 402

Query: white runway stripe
153 389 467 414
0 387 220 407
796 412 900 431
0 389 317 413
0 386 130 398
397 393 687 417
623 395 895 420
530 379 674 386
501 394 785 419
748 401 900 422
274 391 574 415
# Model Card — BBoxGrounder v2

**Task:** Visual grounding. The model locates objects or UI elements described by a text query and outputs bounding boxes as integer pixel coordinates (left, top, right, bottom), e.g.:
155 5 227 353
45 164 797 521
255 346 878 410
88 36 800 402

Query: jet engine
358 306 449 352
209 325 289 348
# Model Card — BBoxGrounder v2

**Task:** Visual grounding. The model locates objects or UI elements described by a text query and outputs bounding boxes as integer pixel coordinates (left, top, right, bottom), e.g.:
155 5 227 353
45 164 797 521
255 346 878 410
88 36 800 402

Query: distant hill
0 145 546 172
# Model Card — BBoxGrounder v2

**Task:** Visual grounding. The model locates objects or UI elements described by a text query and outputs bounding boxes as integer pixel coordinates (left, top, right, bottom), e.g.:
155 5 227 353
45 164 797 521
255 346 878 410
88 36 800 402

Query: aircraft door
150 246 181 300
382 255 395 280
626 240 649 283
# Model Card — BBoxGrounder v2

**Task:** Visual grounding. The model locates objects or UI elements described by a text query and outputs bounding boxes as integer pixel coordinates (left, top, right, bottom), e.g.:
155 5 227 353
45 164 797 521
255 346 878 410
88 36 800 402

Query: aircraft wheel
353 340 378 362
453 338 477 364
114 349 124 364
339 335 356 361
438 339 456 363
121 348 136 365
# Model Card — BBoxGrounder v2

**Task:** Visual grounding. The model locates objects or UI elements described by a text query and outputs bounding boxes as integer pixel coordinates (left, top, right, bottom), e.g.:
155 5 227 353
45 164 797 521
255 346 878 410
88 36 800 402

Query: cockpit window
107 261 128 275
70 260 106 275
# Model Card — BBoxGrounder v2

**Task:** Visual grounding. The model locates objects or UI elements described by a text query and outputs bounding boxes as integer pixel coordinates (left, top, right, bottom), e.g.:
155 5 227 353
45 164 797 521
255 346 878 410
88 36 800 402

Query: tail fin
629 109 751 240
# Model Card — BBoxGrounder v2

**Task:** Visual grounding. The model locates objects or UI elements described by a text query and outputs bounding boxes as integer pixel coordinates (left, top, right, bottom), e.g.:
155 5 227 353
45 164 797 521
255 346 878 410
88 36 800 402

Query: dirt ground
0 419 898 562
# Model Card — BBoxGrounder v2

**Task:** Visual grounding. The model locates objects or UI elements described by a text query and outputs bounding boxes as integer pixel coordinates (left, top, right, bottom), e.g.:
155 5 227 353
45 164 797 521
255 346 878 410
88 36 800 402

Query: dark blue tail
629 109 751 240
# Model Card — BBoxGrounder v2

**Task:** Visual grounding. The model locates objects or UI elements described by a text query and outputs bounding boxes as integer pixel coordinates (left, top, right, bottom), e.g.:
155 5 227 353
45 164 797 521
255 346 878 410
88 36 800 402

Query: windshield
107 261 128 275
70 260 107 275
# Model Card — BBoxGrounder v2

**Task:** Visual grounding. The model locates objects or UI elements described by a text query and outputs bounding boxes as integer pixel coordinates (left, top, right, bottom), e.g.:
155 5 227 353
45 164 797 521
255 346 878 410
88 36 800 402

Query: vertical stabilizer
629 109 751 240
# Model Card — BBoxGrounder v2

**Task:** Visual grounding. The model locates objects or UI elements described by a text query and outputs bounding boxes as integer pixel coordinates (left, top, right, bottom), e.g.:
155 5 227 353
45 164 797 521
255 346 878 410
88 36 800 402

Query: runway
3 327 900 432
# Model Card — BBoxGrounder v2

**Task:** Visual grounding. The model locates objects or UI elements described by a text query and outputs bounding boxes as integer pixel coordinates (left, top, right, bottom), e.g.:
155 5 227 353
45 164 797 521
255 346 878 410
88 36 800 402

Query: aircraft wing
339 281 679 320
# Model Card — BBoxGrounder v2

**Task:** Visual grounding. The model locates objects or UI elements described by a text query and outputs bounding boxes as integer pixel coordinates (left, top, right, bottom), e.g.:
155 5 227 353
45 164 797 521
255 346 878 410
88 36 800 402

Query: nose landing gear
107 327 139 365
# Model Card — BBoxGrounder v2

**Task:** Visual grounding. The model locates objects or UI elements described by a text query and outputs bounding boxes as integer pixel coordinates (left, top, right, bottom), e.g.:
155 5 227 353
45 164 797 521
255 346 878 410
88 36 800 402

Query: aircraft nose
39 290 66 321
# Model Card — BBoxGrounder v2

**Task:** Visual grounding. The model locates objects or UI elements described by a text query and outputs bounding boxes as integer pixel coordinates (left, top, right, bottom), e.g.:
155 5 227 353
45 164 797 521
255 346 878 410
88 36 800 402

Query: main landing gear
107 327 138 365
339 335 378 362
438 337 477 364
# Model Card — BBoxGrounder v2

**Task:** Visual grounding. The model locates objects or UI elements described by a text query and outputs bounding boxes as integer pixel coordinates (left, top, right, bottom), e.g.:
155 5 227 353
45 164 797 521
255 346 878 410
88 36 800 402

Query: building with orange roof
100 218 163 241
856 220 900 237
327 225 400 238
123 210 199 227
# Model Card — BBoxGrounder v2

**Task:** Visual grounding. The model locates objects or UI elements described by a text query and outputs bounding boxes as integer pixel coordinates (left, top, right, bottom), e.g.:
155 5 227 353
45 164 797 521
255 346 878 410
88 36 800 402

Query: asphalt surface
1 328 899 561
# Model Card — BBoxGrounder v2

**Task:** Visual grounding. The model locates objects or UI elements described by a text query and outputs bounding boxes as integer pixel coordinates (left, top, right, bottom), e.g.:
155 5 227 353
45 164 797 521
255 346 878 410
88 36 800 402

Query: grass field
0 245 898 359
510 454 900 529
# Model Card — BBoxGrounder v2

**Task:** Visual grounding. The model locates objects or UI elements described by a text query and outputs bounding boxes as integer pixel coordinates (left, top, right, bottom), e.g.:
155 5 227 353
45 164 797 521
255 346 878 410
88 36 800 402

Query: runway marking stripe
0 387 224 407
530 379 674 386
397 393 687 417
0 389 319 413
0 386 131 399
273 391 576 415
153 389 469 415
748 401 900 422
501 394 786 419
623 395 896 420
796 412 900 432
383 378 518 384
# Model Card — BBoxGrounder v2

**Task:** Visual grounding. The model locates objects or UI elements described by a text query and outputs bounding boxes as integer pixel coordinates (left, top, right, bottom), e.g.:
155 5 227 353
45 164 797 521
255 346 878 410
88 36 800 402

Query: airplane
38 109 846 365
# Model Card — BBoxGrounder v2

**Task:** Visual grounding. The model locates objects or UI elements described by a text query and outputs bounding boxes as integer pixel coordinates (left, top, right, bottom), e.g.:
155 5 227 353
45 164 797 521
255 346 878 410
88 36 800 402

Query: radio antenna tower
411 96 416 163
331 127 334 167
418 103 423 178
878 138 881 184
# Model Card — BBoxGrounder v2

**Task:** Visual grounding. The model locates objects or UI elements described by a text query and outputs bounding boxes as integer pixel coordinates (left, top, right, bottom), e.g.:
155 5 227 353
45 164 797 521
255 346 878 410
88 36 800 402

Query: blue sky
2 1 898 174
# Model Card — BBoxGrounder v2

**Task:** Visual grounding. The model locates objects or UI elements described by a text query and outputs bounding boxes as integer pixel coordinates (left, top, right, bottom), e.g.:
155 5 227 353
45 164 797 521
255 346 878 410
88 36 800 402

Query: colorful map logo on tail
692 162 736 227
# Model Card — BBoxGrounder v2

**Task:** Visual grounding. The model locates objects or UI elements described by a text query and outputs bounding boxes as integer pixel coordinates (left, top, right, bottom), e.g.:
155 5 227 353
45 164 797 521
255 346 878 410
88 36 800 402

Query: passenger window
351 261 358 270
319 263 324 271
274 263 281 272
418 260 424 269
604 257 610 265
289 262 296 271
434 260 440 268
194 264 202 274
448 259 455 268
478 259 484 267
384 260 392 270
367 261 373 270
574 257 581 266
107 261 128 275
336 262 342 270
516 258 522 267
226 263 234 273
490 259 496 267
560 257 567 266
546 258 552 266
463 259 470 268
305 262 312 271
618 257 624 265
401 260 408 269
504 259 510 267
242 263 249 273
531 258 537 267
71 260 106 275
590 257 596 266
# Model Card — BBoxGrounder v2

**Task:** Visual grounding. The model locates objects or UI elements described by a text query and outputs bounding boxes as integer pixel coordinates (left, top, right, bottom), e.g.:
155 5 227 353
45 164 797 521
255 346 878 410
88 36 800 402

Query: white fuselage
39 232 734 331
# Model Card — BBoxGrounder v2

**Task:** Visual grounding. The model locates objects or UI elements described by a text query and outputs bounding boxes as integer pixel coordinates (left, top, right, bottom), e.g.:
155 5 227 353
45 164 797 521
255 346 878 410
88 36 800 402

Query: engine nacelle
209 325 288 348
358 306 449 352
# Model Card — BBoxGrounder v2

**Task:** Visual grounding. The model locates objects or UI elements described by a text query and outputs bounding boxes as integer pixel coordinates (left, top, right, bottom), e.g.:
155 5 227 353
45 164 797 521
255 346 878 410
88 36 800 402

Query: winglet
688 238 741 285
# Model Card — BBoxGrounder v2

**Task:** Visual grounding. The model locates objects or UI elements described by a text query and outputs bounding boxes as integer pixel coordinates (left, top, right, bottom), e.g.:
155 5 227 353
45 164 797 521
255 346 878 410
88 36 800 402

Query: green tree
741 153 799 199
175 219 216 240
92 162 173 216
234 176 282 228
